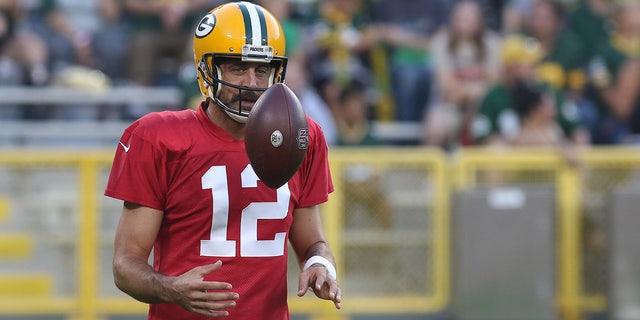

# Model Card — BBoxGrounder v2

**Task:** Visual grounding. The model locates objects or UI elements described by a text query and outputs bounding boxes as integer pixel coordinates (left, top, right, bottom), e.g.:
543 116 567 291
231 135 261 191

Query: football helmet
193 1 287 123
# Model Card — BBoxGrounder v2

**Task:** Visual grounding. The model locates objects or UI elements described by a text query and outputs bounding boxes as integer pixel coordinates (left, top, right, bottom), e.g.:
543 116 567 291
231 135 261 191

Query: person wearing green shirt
583 0 640 144
567 0 612 61
472 35 587 145
123 0 213 85
335 79 380 146
526 0 588 92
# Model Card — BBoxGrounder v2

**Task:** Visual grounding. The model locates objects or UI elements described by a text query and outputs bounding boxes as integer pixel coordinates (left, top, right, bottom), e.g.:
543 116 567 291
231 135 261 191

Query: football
245 83 309 189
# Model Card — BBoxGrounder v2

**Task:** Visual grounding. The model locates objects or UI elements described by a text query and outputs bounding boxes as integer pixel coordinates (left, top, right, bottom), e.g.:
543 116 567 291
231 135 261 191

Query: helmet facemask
198 53 287 123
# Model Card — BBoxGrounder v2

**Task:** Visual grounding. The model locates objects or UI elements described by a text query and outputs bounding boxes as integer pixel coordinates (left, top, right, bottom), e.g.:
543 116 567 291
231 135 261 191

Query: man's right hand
169 260 239 317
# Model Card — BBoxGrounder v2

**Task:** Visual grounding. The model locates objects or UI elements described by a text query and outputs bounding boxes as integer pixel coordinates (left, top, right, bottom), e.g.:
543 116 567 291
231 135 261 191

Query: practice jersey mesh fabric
105 103 333 319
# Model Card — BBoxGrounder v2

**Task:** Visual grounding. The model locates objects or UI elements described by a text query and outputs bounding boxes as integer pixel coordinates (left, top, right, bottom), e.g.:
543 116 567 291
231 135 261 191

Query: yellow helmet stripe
237 2 268 46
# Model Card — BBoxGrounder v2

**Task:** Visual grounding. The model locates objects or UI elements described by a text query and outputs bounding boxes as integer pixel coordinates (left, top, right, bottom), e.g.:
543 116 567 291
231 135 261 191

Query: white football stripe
245 3 262 46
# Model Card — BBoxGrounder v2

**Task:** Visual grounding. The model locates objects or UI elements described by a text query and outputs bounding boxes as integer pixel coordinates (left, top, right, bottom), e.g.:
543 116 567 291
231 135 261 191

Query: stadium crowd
1 0 640 148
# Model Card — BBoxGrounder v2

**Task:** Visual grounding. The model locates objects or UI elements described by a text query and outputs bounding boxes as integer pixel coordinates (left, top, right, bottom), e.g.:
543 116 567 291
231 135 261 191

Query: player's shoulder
123 109 200 152
308 115 329 133
127 109 197 135
135 108 197 126
305 115 327 144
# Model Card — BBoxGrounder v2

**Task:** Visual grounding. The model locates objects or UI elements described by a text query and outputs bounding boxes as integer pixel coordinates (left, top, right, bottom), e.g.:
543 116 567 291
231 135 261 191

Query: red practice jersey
105 103 334 319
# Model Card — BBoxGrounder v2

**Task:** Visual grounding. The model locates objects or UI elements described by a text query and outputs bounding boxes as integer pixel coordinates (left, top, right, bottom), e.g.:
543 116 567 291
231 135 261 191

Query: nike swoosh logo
119 141 131 153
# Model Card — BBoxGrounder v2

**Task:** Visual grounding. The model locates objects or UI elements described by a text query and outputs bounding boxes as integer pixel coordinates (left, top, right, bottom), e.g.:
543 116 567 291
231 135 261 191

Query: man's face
506 63 537 83
216 60 272 115
617 4 640 33
528 2 559 39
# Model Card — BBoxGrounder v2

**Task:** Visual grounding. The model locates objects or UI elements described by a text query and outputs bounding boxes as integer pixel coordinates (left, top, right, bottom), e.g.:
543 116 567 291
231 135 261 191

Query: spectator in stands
525 0 587 92
511 80 566 146
14 0 126 119
583 0 640 144
521 0 600 146
257 0 306 64
0 1 51 119
497 0 527 34
471 35 588 146
368 0 448 124
334 79 392 230
567 0 612 60
0 0 49 87
305 0 380 115
24 0 126 80
422 0 502 150
286 59 338 146
335 79 379 147
123 0 216 86
511 81 585 166
37 0 96 71
93 0 129 83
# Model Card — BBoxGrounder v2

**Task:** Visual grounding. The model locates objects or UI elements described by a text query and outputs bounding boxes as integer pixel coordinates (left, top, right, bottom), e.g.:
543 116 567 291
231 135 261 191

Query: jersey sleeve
296 118 334 208
104 121 168 210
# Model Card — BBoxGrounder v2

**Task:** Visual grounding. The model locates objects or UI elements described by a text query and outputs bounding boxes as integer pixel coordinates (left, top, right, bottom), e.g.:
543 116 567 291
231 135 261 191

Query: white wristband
303 256 337 279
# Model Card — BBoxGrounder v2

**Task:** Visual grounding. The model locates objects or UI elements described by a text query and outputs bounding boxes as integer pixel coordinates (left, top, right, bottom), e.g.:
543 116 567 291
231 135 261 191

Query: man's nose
242 69 259 87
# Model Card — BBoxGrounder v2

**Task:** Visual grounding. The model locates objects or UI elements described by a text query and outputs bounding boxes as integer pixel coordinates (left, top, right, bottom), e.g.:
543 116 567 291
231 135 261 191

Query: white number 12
199 165 290 257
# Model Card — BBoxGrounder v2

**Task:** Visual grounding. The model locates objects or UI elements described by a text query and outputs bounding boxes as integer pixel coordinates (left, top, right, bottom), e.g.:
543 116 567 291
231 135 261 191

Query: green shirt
567 1 611 60
593 38 627 79
587 35 631 114
125 2 205 31
534 29 587 91
543 29 587 71
391 47 430 66
281 19 302 55
472 83 581 143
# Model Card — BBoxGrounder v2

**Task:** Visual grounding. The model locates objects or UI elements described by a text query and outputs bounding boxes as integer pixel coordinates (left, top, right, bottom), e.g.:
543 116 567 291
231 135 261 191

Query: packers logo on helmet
195 13 216 38
193 1 287 123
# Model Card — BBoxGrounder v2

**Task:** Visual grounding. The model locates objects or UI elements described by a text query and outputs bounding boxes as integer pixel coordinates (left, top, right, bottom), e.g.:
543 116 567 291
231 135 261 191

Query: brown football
245 83 309 189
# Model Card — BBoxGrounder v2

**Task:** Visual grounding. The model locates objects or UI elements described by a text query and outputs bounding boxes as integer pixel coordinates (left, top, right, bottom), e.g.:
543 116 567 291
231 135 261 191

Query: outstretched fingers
298 266 342 309
297 271 311 297
173 260 240 316
193 260 223 277
188 297 238 317
331 286 342 309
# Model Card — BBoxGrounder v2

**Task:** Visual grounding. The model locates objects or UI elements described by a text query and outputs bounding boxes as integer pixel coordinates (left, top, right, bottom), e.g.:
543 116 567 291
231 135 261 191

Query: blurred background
1 0 640 319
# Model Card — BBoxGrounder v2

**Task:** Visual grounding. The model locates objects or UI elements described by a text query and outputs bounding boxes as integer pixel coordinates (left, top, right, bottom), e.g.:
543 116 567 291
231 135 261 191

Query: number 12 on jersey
200 165 291 258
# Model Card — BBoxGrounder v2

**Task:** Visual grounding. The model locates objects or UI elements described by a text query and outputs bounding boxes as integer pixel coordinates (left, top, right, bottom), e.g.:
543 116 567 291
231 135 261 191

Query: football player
105 2 341 319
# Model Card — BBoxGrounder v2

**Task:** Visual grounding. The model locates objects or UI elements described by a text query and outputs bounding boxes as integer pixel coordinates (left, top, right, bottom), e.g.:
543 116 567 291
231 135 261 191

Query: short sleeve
296 119 334 208
105 122 168 210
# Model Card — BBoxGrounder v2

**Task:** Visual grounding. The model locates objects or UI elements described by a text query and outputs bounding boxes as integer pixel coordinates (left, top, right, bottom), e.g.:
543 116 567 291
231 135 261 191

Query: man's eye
256 67 270 75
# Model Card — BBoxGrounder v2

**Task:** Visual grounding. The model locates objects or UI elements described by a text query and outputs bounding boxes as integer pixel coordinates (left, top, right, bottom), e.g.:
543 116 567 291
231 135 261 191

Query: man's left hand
297 265 342 309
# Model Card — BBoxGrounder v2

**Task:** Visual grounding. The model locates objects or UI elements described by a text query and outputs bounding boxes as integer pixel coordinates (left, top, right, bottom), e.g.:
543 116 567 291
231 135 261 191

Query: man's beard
230 90 261 112
231 90 260 103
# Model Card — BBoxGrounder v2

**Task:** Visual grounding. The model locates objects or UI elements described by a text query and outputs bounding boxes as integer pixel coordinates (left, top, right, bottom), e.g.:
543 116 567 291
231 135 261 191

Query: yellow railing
323 148 450 317
454 147 640 320
0 147 638 319
0 150 115 320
